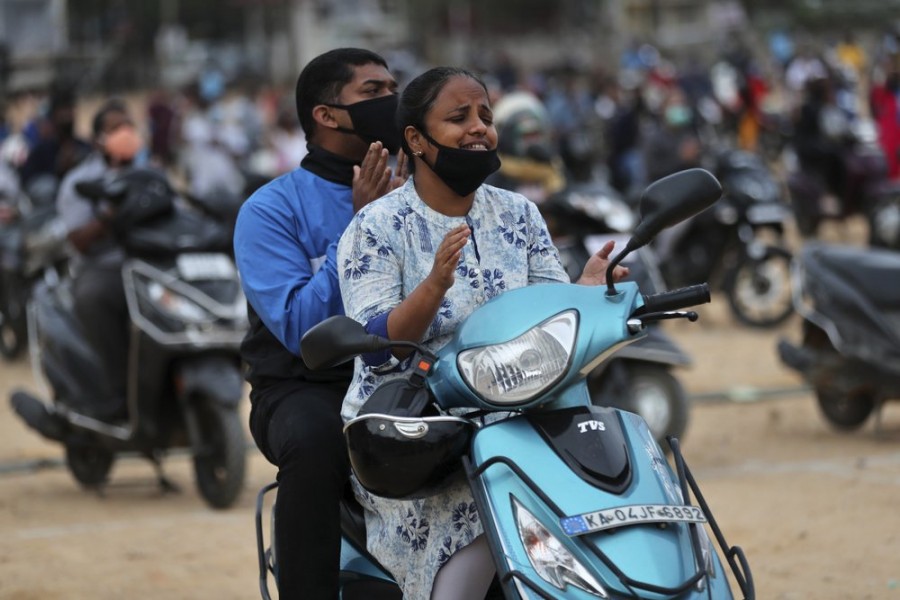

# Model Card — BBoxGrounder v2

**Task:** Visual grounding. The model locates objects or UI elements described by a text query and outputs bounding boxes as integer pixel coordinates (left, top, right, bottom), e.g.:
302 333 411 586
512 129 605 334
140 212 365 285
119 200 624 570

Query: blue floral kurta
337 178 568 599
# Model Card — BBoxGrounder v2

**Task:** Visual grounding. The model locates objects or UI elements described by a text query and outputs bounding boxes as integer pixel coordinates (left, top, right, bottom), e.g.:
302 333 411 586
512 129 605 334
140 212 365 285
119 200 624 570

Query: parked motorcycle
488 91 695 447
255 169 755 599
777 242 900 431
0 171 68 359
10 167 249 509
785 116 900 250
656 147 794 328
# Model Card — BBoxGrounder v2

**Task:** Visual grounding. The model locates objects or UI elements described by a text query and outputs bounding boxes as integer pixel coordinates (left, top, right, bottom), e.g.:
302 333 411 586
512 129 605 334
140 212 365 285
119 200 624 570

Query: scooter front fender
175 354 244 408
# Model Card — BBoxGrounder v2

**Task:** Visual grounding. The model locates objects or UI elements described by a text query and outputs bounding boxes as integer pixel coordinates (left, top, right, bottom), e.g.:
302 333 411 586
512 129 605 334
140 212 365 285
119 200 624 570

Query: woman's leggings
430 535 496 600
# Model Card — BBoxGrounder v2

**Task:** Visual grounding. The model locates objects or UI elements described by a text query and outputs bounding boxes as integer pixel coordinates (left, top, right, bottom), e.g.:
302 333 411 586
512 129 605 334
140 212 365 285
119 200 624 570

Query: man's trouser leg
251 380 350 600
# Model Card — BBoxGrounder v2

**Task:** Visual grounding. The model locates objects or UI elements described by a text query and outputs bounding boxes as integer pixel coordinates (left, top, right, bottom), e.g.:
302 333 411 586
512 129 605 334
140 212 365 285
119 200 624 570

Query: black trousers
249 377 350 600
71 261 129 416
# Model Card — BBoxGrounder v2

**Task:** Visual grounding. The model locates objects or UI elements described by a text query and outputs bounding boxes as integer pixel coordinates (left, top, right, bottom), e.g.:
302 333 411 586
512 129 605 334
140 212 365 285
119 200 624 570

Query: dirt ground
1 222 899 600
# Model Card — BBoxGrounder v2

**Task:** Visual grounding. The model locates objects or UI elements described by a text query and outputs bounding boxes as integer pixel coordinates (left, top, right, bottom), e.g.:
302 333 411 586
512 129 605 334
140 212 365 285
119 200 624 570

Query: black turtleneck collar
300 144 358 187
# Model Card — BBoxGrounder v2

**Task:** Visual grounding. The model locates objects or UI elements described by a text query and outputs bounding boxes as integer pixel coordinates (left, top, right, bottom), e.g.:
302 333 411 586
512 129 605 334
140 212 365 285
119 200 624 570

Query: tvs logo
576 420 606 433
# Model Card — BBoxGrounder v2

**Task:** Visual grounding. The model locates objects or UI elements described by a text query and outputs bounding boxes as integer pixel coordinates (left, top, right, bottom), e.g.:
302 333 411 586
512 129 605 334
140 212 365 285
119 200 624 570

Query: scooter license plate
560 504 707 536
176 253 235 280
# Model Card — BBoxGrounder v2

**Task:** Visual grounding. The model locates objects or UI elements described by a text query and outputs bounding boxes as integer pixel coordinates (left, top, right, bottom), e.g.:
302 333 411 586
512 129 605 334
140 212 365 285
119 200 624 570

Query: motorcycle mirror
633 168 722 247
604 168 721 295
300 315 393 370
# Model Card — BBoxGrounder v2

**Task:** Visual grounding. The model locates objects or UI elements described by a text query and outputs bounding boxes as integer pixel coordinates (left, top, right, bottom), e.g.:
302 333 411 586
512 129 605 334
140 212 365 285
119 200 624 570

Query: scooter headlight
457 311 576 405
146 281 213 324
513 497 609 598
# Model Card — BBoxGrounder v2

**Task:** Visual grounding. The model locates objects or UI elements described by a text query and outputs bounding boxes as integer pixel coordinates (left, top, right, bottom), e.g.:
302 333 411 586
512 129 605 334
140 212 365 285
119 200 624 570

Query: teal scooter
256 169 754 599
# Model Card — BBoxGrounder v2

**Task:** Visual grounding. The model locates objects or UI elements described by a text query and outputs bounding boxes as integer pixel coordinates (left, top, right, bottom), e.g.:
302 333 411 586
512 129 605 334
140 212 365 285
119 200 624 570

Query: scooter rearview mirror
300 315 393 370
633 168 722 248
604 168 722 295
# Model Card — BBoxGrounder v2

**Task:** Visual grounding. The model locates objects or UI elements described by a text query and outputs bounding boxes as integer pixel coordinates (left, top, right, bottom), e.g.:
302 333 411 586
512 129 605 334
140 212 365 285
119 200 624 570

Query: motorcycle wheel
192 402 246 509
589 362 689 448
65 444 115 488
725 250 794 328
816 387 875 431
0 271 27 360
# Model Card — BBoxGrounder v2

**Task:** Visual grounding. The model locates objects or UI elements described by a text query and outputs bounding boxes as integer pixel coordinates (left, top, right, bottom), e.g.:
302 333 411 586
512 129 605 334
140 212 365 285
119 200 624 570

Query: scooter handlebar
634 284 711 316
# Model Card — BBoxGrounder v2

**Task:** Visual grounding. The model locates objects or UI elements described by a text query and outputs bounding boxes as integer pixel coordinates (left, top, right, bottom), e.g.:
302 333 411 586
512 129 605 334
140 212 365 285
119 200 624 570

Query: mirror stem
605 240 637 296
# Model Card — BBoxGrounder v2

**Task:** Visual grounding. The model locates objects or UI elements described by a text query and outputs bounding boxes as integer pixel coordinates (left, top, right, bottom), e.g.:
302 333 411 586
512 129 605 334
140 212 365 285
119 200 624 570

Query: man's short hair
91 98 130 138
295 48 388 138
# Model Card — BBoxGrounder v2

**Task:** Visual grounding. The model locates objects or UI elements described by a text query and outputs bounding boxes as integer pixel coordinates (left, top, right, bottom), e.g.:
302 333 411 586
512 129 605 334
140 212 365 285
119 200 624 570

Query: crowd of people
3 26 899 213
3 25 900 600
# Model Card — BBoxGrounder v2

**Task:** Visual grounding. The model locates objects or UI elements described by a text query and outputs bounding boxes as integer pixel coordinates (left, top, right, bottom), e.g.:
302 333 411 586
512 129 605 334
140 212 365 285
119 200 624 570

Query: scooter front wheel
589 362 689 448
725 249 794 328
816 387 876 431
191 402 247 509
627 363 690 446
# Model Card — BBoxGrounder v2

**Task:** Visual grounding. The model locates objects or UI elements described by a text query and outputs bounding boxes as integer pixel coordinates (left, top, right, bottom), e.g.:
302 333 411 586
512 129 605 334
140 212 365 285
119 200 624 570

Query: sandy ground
1 221 899 599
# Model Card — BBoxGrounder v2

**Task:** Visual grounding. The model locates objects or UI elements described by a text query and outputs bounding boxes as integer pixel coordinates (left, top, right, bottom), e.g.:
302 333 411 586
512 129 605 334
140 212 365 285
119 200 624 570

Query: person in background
18 87 91 191
0 100 10 146
642 87 702 184
337 66 629 600
146 87 180 168
793 76 847 201
232 48 406 599
56 99 145 421
834 30 868 83
605 77 647 196
269 101 308 175
870 65 900 180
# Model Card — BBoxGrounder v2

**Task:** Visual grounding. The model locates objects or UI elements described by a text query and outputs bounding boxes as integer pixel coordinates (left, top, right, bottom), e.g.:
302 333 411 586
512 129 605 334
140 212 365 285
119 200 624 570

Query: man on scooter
56 99 144 421
233 48 406 599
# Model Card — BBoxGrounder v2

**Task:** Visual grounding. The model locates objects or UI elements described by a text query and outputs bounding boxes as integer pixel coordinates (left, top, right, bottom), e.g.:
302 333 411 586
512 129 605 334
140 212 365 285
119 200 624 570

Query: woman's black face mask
327 94 401 154
418 130 501 197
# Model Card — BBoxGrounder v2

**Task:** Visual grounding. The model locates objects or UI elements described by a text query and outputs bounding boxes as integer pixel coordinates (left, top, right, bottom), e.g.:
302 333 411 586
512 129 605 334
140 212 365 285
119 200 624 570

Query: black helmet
344 378 475 500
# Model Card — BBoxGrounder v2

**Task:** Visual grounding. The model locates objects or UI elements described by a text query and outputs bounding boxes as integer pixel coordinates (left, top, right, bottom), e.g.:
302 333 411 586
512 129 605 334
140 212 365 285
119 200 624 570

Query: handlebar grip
635 284 711 315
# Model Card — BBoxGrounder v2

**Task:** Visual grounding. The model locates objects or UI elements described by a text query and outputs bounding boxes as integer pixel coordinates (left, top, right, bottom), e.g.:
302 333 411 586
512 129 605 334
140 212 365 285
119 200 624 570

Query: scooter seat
803 243 900 310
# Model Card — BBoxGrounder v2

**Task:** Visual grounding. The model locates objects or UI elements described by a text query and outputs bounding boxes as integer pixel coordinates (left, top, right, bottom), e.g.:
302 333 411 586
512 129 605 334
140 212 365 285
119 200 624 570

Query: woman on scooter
336 66 630 600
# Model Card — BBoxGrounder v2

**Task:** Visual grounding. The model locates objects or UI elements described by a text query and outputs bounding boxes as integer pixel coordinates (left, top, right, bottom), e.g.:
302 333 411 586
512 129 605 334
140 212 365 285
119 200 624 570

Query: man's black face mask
327 95 401 154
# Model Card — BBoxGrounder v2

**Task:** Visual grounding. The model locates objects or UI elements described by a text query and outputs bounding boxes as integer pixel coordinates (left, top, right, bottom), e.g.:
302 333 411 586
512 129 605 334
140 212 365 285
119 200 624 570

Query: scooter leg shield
467 409 733 599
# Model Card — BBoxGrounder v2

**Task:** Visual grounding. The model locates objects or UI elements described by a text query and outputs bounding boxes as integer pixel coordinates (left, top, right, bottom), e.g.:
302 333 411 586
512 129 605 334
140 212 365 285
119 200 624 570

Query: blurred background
3 3 900 598
3 0 900 93
3 0 900 202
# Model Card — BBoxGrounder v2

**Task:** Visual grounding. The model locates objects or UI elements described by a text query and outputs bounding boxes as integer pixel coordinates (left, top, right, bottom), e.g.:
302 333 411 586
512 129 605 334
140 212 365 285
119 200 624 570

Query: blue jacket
234 165 354 357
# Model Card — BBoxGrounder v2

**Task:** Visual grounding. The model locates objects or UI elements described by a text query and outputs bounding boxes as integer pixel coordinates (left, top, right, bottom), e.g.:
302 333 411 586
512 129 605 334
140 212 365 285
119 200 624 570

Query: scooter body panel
29 279 107 404
469 405 731 599
793 243 900 376
339 537 396 583
781 242 900 414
